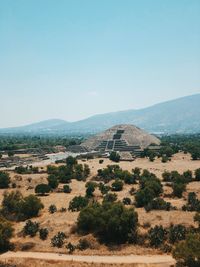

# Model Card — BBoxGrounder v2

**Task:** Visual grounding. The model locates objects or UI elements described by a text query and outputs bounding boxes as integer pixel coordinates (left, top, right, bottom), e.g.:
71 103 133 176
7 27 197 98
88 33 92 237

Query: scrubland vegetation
1 135 200 266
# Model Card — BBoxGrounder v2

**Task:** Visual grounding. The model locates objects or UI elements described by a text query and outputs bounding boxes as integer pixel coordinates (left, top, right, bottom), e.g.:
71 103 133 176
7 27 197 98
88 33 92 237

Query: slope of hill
0 94 200 135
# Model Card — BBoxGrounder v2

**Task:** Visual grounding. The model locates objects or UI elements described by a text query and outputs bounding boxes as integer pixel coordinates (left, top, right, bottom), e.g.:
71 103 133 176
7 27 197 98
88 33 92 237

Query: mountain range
0 94 200 135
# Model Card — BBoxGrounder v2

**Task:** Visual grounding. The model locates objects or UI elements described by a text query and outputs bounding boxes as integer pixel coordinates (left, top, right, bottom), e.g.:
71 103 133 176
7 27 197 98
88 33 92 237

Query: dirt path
0 251 176 266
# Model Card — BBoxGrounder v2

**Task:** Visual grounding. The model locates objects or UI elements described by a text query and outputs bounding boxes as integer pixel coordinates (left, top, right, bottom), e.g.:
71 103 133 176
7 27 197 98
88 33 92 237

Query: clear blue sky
0 0 200 127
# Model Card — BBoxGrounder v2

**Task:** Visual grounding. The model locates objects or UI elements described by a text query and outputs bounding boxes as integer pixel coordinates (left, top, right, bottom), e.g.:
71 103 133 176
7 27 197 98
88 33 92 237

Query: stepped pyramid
81 124 160 155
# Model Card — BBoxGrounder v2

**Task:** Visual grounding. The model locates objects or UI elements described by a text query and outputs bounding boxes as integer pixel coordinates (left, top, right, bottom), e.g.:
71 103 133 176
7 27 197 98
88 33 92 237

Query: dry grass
0 152 199 256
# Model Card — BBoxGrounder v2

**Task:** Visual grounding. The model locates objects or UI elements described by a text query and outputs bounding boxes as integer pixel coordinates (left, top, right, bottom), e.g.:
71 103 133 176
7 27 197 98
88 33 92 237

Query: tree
172 182 186 198
49 204 57 214
77 201 138 244
135 187 155 207
1 191 43 221
51 232 66 248
39 228 49 240
66 156 77 167
68 196 89 212
23 220 39 237
103 193 117 203
123 197 131 205
47 174 59 189
111 179 123 191
0 216 14 252
99 183 110 195
63 184 72 193
145 198 171 212
109 151 120 162
173 233 200 267
21 195 44 220
35 184 51 196
148 225 167 248
85 182 96 198
169 224 186 244
195 168 200 181
183 170 193 182
0 171 10 189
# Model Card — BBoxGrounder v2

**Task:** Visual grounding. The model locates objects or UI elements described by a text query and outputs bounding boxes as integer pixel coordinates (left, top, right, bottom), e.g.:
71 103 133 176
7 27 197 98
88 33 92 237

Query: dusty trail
0 251 176 266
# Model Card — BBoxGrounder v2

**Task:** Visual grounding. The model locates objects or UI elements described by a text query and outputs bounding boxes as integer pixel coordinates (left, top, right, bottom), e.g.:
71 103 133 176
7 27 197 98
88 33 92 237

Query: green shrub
35 184 51 196
183 192 200 212
172 182 186 198
98 183 110 195
1 191 44 221
63 184 72 193
111 179 123 191
85 182 96 198
48 204 57 214
47 174 59 189
0 216 14 252
77 201 138 244
51 232 66 248
195 168 200 181
77 238 91 250
0 172 10 189
68 196 89 212
66 242 76 253
123 197 131 205
148 225 167 248
145 198 171 212
103 193 117 203
169 224 186 244
109 151 120 162
135 187 155 207
23 220 39 237
173 233 200 267
39 228 49 240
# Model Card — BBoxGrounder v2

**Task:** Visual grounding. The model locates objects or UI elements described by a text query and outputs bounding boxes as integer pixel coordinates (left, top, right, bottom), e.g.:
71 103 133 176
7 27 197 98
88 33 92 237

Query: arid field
0 152 200 267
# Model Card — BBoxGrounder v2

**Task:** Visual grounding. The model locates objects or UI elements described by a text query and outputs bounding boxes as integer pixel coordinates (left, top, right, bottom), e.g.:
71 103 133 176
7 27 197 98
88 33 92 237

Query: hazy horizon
1 0 200 127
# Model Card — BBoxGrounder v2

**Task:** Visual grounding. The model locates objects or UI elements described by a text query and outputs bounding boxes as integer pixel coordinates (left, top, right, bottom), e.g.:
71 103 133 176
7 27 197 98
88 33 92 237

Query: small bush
66 242 76 254
0 216 14 252
172 182 186 198
169 224 186 244
47 174 59 189
109 151 120 162
99 183 110 195
63 184 72 193
39 228 49 240
48 204 57 214
77 201 138 244
51 232 66 248
77 238 91 250
195 168 200 181
23 220 39 237
123 197 131 205
111 179 123 191
0 172 10 189
173 233 200 267
85 182 96 198
35 184 51 196
68 196 89 212
148 225 167 248
103 193 117 203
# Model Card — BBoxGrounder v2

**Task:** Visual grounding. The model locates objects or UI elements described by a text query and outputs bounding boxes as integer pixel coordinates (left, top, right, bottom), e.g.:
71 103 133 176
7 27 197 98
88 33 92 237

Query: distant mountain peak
0 94 200 135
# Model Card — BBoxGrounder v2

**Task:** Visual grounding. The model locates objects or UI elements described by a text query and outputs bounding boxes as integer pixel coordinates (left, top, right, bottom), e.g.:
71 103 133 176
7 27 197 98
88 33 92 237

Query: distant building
68 124 160 160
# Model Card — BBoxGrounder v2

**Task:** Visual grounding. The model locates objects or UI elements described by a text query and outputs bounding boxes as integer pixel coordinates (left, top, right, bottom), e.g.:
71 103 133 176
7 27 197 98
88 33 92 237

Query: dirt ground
0 152 199 266
0 252 176 267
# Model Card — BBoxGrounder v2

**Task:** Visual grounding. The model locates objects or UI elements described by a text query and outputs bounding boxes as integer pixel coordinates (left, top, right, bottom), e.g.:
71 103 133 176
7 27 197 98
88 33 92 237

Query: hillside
0 94 200 135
